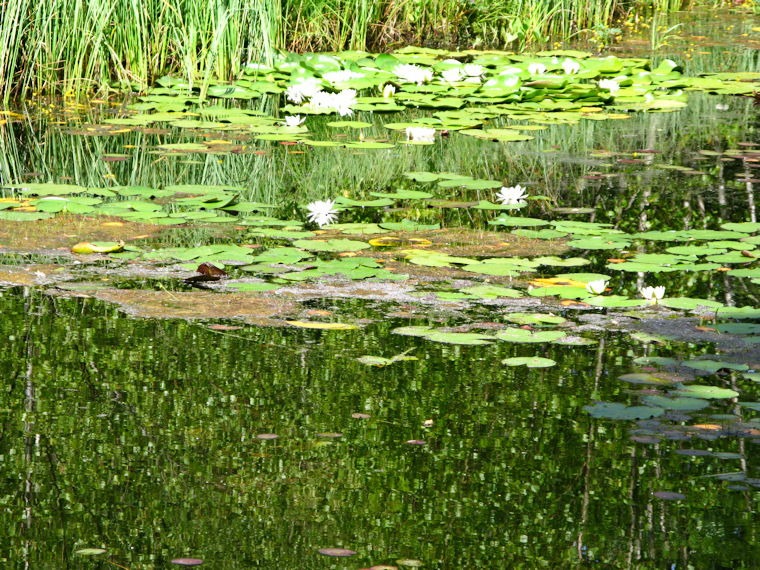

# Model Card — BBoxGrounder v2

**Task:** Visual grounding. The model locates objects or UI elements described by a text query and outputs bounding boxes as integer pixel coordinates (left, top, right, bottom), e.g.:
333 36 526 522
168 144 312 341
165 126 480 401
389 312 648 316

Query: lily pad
501 356 556 368
584 402 665 420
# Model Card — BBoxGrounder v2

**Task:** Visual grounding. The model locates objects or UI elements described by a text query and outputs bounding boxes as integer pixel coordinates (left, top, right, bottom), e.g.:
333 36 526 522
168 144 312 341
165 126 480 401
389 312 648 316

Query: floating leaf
71 240 125 254
424 331 493 345
318 548 357 557
676 384 740 399
75 549 108 556
286 321 358 330
682 360 748 373
292 238 370 252
501 356 556 368
641 395 710 411
653 491 685 501
495 329 566 343
584 402 665 420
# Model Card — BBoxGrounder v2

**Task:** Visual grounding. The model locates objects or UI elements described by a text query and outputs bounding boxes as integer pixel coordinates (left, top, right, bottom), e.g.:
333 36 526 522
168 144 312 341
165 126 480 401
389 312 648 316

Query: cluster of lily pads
583 356 760 490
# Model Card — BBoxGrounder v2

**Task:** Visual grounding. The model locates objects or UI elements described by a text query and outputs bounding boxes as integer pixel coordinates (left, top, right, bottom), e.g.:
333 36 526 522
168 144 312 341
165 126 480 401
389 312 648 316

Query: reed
1 0 694 101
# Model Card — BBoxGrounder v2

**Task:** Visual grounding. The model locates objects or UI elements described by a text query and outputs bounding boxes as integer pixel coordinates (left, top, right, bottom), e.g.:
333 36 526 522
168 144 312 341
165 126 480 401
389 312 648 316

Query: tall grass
1 0 694 101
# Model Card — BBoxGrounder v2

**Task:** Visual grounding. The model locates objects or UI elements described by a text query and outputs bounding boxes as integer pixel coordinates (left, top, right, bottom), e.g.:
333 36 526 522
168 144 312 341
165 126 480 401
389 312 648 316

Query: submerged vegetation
0 0 709 101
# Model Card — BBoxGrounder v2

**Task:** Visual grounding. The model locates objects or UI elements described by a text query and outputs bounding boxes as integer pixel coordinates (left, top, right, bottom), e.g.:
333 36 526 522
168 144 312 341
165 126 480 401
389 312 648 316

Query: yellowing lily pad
286 321 358 330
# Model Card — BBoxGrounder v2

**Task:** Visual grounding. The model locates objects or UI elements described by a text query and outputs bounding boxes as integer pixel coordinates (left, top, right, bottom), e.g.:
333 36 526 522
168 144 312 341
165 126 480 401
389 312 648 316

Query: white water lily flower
640 285 666 304
405 126 436 142
463 63 485 77
306 199 339 227
716 103 729 111
562 59 581 75
309 89 357 116
644 92 655 103
598 78 621 93
333 88 357 116
441 68 465 83
281 115 306 128
382 83 396 98
393 63 433 85
496 184 527 205
285 79 322 103
528 62 547 75
585 280 608 295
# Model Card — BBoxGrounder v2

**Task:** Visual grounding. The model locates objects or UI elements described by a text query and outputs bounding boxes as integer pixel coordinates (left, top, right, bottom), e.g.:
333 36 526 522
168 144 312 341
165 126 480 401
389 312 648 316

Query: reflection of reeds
0 0 698 101
1 88 756 235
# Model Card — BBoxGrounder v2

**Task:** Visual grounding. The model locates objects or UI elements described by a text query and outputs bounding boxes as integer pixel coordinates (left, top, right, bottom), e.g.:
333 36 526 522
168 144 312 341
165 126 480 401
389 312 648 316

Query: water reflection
1 287 760 567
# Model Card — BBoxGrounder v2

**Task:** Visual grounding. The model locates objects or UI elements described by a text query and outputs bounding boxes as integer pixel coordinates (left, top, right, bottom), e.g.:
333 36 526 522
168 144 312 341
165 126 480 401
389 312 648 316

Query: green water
3 288 760 568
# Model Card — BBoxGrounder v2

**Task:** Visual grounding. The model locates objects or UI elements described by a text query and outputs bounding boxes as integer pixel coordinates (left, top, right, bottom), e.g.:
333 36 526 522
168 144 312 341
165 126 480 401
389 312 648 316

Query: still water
4 9 760 569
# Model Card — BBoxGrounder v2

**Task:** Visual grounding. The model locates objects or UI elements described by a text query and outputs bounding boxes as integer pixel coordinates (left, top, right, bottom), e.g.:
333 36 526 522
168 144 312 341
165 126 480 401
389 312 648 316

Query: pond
4 7 760 568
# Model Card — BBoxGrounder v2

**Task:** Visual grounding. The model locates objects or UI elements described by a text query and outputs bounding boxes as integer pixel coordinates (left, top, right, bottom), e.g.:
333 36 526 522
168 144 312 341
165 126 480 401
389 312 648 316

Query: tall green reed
1 0 696 101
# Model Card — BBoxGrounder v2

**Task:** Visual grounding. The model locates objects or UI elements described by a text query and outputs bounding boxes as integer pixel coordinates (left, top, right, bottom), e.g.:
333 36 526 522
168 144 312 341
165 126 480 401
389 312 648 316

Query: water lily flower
640 285 666 305
528 62 547 75
496 184 527 205
322 70 364 84
381 83 396 98
598 79 621 93
585 280 608 295
405 126 436 142
463 63 485 77
281 115 305 128
441 68 465 83
393 63 433 85
306 199 339 227
716 103 729 111
562 59 580 75
285 79 322 103
309 89 357 116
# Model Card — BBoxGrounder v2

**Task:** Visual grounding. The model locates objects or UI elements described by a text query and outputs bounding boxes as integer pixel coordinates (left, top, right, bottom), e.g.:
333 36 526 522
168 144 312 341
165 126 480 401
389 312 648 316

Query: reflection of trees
1 289 759 566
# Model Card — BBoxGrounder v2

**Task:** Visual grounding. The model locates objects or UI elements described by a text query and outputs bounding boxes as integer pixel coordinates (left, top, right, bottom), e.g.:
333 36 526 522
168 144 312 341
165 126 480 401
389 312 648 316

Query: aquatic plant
392 63 434 85
306 199 340 227
496 185 528 205
585 280 608 295
405 126 436 142
640 286 666 305
281 115 306 127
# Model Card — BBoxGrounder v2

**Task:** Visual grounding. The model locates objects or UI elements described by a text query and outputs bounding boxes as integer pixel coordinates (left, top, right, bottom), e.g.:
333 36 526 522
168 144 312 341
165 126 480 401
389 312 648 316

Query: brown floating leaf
405 440 426 445
741 250 756 258
256 433 278 440
318 548 357 557
198 262 228 277
185 262 228 284
316 432 343 438
352 413 371 419
207 324 243 331
171 559 204 566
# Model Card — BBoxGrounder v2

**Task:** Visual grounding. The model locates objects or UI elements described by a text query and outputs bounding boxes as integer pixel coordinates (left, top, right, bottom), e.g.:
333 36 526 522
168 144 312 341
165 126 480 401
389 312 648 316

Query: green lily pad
682 360 748 373
495 329 567 343
224 283 282 292
424 331 493 345
584 402 665 420
292 238 370 252
501 356 556 368
676 383 740 399
641 395 710 411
